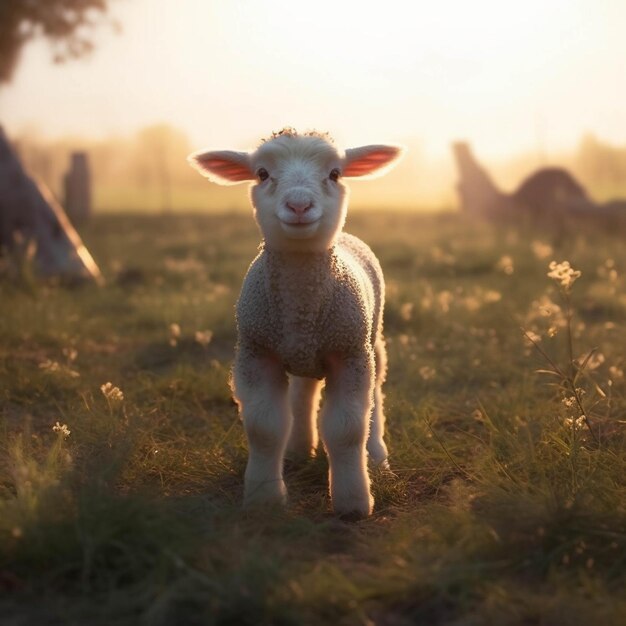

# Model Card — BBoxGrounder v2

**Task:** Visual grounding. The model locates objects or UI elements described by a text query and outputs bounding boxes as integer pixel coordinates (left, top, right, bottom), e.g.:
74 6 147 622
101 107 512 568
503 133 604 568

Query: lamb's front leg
320 352 375 519
232 346 291 508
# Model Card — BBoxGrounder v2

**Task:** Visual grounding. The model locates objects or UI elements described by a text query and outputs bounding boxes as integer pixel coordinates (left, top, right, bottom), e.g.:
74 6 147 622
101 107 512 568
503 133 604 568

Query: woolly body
237 232 383 380
188 130 403 518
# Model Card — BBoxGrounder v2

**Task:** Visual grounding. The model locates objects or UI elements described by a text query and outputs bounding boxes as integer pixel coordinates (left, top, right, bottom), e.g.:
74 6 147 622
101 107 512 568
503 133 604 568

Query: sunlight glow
1 0 624 208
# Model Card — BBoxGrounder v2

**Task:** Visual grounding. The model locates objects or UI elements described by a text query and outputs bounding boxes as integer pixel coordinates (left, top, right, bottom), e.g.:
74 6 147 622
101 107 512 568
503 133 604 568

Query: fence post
64 151 92 223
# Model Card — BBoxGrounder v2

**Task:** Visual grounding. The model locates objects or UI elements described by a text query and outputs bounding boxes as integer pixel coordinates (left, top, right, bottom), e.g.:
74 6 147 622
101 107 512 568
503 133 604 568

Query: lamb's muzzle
189 128 404 518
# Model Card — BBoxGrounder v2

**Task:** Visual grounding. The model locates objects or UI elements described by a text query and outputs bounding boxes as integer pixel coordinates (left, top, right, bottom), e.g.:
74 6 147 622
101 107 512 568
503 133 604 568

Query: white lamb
189 129 403 519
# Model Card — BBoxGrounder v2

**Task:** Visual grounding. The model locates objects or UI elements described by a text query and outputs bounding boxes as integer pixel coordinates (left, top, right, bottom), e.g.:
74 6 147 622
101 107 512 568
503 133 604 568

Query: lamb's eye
329 168 341 182
257 168 270 182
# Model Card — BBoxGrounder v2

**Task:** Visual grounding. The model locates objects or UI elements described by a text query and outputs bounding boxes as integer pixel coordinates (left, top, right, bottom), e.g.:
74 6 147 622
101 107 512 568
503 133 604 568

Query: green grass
1 211 625 625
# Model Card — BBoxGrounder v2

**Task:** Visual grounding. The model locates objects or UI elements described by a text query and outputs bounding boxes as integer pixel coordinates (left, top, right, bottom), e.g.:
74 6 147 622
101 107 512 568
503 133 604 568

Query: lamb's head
189 129 403 251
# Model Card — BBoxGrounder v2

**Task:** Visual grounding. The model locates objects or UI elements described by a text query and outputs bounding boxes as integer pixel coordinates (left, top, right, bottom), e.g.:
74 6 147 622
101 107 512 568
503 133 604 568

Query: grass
1 210 625 625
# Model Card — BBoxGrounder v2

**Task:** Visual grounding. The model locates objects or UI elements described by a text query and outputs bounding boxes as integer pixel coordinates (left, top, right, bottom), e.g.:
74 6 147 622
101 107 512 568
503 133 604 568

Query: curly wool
236 232 384 380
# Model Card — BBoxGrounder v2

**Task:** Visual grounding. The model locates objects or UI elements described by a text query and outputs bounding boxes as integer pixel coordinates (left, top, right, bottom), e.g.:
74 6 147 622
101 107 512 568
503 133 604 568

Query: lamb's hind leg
367 338 390 468
232 346 291 508
287 376 322 462
320 352 374 519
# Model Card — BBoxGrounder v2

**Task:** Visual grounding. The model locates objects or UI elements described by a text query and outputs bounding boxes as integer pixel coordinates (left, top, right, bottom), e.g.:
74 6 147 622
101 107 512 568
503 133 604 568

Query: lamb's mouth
279 219 321 238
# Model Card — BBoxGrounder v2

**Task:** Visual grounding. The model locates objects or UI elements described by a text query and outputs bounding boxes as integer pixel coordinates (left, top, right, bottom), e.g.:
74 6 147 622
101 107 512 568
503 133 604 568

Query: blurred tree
0 0 116 83
0 0 116 282
575 134 626 199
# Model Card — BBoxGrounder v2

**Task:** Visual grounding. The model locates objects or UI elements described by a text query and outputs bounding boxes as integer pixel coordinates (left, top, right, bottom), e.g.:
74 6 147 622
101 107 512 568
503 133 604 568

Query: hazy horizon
2 0 626 211
11 121 626 213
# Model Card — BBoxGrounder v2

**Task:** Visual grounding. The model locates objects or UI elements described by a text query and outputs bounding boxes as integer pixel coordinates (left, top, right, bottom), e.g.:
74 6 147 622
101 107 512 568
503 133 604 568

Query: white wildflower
398 334 410 347
597 259 618 283
169 323 181 347
63 347 78 362
101 382 124 403
547 261 581 291
52 421 71 438
483 290 502 303
419 366 436 381
471 409 484 422
524 330 542 344
463 296 481 312
194 330 213 347
564 415 586 430
531 241 554 260
39 359 60 372
496 255 514 275
437 290 453 313
400 302 414 321
39 359 80 378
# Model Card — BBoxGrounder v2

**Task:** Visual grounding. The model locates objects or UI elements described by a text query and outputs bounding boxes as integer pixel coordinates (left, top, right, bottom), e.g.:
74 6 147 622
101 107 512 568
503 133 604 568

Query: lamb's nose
286 200 313 216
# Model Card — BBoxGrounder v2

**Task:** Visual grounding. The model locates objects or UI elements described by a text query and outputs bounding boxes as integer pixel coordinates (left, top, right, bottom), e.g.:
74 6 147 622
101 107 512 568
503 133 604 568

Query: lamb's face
188 130 404 252
250 136 347 251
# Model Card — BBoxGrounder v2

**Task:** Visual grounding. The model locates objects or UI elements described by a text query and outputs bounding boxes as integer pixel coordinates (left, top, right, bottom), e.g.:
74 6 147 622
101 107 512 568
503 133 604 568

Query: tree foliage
0 0 114 83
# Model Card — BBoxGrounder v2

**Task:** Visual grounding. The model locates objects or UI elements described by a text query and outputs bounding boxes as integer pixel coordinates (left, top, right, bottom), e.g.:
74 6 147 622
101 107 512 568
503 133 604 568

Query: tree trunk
0 126 102 283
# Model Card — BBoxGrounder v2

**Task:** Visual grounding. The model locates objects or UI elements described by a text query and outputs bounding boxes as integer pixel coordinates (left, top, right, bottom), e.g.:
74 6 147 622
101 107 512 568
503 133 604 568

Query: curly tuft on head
260 127 335 145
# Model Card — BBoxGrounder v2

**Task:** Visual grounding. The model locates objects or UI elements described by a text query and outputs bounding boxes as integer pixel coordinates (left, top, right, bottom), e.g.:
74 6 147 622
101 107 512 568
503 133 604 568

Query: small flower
547 261 581 291
39 359 60 372
52 421 71 438
101 382 124 403
471 409 484 422
597 259 618 283
400 302 414 321
39 359 80 378
420 295 433 311
169 323 181 347
194 329 213 347
525 330 542 344
483 290 502 303
419 366 436 381
437 290 453 313
532 240 554 260
63 347 78 362
562 396 575 408
564 415 586 430
496 255 514 275
398 334 410 347
463 296 481 312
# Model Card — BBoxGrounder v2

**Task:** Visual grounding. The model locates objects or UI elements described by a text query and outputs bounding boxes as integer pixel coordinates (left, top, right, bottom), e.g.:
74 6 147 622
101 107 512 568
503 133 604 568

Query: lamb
189 128 403 518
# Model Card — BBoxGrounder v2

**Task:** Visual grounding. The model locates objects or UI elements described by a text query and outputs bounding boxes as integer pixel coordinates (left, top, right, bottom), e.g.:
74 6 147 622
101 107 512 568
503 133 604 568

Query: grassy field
1 211 625 625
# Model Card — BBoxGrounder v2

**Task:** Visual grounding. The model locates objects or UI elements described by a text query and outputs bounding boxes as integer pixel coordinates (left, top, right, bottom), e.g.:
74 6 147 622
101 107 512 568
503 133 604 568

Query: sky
0 0 625 206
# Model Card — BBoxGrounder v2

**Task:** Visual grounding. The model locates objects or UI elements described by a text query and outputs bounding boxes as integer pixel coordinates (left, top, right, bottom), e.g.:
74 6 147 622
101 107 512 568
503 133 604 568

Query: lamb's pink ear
342 144 404 178
187 150 254 185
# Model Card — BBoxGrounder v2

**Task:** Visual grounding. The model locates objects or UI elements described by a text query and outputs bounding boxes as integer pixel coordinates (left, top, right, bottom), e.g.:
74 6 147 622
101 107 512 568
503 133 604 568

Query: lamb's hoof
243 479 287 509
372 458 397 477
332 494 373 521
337 509 369 523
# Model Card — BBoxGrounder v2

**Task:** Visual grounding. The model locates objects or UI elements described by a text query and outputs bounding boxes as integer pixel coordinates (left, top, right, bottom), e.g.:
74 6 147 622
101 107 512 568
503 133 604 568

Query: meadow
1 210 625 625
